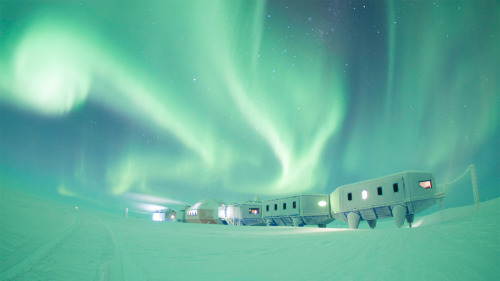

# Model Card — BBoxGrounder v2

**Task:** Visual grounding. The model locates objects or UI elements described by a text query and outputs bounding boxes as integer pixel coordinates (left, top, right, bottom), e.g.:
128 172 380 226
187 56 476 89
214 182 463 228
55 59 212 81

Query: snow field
1 186 498 281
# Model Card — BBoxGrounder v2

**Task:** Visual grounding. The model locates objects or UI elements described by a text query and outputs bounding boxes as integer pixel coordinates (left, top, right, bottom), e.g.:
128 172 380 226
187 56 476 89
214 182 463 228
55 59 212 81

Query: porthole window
393 183 399 192
347 192 352 201
377 187 383 195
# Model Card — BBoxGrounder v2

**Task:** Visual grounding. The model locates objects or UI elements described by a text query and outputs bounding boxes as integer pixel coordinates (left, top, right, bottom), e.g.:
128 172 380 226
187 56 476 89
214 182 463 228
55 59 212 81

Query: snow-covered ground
1 186 498 281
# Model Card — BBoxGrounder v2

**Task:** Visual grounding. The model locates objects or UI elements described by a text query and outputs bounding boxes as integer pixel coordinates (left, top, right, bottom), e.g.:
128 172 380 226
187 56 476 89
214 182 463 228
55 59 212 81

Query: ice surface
1 186 498 281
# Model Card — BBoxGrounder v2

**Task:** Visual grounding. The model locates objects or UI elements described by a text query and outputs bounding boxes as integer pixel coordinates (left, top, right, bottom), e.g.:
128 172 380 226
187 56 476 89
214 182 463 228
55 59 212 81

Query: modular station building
176 205 190 223
152 209 177 222
218 201 266 226
262 194 334 228
165 209 176 221
330 171 437 229
185 199 226 224
152 211 166 221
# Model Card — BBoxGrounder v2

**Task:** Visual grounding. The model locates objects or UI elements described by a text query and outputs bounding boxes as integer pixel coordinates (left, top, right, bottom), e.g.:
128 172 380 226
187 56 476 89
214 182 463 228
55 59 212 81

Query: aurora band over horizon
0 1 498 211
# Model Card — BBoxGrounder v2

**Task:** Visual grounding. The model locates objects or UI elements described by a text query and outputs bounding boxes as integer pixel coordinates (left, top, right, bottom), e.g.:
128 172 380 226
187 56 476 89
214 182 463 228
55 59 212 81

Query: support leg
347 212 361 229
367 219 377 229
406 214 414 228
392 205 407 228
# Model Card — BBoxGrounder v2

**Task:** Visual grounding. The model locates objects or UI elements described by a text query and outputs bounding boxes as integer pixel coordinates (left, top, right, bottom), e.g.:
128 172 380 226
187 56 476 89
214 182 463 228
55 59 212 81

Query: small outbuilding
262 194 334 228
165 209 176 222
176 205 189 223
152 209 177 222
152 211 166 221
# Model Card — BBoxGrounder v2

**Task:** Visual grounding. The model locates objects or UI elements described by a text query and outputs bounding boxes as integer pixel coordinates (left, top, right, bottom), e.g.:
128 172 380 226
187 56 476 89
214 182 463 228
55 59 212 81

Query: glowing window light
318 201 327 206
218 208 227 218
152 212 165 221
419 180 432 189
171 215 175 219
362 190 368 200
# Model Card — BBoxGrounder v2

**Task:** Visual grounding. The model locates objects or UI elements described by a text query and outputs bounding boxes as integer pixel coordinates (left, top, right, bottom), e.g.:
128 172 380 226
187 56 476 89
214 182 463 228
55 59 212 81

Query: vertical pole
439 198 444 223
470 165 479 210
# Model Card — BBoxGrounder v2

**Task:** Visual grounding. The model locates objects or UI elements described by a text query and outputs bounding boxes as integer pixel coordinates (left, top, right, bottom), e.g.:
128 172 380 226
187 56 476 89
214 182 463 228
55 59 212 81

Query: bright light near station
412 220 423 228
152 212 165 221
137 203 167 212
362 190 368 200
318 201 327 206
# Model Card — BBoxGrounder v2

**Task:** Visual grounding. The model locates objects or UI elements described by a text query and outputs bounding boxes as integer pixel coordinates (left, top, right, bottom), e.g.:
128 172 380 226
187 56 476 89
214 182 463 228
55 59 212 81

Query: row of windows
347 183 399 201
265 201 297 212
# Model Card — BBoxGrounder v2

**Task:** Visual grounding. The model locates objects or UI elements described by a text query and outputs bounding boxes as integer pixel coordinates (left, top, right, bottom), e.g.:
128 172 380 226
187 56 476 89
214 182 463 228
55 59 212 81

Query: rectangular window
377 187 383 195
419 180 432 189
266 205 269 212
274 204 277 211
347 192 352 201
283 203 286 210
249 208 259 214
293 201 296 209
393 183 399 192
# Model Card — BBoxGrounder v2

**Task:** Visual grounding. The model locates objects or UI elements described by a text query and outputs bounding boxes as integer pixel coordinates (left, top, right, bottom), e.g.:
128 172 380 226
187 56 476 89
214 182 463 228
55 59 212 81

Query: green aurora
0 1 498 212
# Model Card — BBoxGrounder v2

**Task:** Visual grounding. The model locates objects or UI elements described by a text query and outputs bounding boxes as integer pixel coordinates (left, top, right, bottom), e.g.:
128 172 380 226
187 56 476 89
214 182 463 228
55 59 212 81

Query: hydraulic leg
367 219 377 229
347 212 361 229
392 205 407 228
406 214 414 228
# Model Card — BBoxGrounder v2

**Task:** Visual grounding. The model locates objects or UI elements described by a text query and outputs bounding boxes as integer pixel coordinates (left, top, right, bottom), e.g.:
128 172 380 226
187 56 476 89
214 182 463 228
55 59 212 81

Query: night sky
0 1 498 213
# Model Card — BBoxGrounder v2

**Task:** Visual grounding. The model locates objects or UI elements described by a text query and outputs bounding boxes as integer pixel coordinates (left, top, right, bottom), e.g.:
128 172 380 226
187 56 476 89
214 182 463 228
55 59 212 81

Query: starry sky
0 1 498 213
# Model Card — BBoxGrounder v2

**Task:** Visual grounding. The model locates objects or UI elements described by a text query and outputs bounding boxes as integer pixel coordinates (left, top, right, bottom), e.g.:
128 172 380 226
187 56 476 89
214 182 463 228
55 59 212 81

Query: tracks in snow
0 214 82 279
0 212 141 281
100 218 144 281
